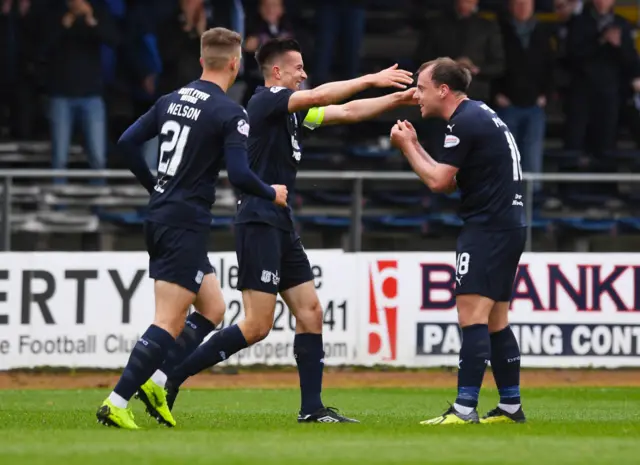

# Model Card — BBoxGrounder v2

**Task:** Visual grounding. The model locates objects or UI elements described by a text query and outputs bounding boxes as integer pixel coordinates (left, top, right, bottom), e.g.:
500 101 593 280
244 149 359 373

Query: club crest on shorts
261 270 280 286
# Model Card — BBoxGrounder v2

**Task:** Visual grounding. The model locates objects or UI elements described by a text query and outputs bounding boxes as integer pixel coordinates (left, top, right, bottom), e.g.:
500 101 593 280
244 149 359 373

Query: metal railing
1 169 639 252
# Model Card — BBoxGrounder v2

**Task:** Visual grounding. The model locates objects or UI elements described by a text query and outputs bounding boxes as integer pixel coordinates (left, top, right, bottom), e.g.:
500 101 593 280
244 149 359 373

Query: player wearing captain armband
162 38 416 424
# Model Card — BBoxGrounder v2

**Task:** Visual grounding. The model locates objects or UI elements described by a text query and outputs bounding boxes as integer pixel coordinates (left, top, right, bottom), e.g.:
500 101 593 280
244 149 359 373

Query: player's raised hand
399 120 418 144
396 88 417 105
369 64 414 89
390 120 417 149
271 184 288 207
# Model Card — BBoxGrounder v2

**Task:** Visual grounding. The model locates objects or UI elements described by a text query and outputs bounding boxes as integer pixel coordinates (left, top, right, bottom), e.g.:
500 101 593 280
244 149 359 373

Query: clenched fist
271 184 288 207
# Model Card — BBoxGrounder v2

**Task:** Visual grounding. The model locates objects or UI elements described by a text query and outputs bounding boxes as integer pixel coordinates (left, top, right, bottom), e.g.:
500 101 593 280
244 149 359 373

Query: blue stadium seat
617 218 640 233
297 216 351 228
346 145 398 159
98 211 145 225
210 216 234 229
369 190 427 207
564 193 622 208
302 190 352 205
301 150 332 161
376 215 429 228
427 213 464 227
557 218 617 232
530 217 553 231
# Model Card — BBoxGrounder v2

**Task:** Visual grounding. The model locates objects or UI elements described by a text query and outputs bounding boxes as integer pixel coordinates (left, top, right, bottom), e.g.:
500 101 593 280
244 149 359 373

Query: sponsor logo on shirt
444 134 460 148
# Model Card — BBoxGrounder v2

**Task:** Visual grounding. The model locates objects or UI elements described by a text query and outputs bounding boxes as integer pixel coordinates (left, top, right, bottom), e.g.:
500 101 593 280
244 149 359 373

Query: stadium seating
1 2 640 252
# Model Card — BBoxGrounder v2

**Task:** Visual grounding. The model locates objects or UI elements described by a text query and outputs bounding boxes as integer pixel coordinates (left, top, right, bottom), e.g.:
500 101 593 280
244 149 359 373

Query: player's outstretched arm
287 64 413 114
118 106 159 194
390 120 457 193
310 89 416 127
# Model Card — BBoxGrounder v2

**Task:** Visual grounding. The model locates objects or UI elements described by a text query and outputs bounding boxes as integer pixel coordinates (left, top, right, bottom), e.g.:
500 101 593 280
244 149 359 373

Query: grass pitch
1 387 638 465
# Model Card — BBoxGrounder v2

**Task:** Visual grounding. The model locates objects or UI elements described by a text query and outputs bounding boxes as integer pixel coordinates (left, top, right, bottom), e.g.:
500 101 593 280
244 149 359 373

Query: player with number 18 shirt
390 57 527 426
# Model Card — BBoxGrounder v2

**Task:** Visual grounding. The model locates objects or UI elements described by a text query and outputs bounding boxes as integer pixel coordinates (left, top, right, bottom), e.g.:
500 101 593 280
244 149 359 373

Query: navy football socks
490 326 522 409
454 324 491 412
161 311 217 377
169 324 248 387
112 324 175 403
294 333 325 414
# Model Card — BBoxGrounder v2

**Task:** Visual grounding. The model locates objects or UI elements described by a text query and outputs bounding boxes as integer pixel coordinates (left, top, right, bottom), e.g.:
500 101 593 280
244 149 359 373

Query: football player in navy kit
165 38 416 423
96 28 287 430
391 57 527 425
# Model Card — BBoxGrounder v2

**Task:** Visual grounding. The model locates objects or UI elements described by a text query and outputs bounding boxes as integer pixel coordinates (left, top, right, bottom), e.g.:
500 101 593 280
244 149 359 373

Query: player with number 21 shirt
96 28 286 430
390 57 527 426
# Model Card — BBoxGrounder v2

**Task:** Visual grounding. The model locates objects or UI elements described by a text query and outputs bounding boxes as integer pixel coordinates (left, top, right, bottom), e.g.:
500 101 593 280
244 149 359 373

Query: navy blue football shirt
235 85 316 231
118 79 274 230
440 99 527 230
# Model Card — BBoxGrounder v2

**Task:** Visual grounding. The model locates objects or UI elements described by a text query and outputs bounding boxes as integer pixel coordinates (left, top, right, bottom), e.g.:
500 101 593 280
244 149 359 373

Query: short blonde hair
200 27 242 70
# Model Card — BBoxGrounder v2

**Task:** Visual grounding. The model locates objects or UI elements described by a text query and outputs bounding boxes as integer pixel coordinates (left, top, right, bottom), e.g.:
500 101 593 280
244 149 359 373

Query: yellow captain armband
303 107 325 130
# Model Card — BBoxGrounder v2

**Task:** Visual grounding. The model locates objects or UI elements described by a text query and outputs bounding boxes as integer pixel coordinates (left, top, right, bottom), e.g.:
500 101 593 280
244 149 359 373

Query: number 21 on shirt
158 120 191 178
480 104 523 181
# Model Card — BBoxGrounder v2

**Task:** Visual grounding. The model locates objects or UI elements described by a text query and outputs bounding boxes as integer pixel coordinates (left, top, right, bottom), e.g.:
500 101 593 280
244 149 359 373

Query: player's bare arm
287 64 414 113
312 88 416 126
390 120 457 193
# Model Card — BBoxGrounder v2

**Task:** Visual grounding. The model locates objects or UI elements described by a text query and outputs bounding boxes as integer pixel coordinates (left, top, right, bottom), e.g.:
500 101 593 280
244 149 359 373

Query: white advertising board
1 251 638 369
0 250 357 369
360 252 640 368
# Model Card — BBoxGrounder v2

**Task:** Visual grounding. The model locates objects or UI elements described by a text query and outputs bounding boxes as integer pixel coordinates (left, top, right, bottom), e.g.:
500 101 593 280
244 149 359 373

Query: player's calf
421 294 493 425
156 274 225 380
453 295 493 414
165 290 276 398
481 302 525 424
283 281 358 423
98 281 192 429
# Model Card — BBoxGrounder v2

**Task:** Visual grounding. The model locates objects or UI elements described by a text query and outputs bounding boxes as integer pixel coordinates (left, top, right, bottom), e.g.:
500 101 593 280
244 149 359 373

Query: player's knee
456 294 494 327
240 315 272 343
488 302 510 333
194 298 225 327
153 281 194 337
294 298 323 333
153 312 187 338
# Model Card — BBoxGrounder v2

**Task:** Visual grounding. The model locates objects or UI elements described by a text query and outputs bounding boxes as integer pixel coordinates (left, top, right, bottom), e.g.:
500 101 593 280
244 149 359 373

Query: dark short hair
417 57 472 93
255 38 302 74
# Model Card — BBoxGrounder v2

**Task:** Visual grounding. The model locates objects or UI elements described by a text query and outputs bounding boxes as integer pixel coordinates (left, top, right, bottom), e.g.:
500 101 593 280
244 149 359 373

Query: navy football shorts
144 220 214 294
235 223 314 295
454 226 526 302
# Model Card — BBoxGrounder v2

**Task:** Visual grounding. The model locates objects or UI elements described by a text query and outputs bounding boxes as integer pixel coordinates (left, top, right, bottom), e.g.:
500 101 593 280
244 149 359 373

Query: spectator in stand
495 0 555 192
156 0 208 96
564 0 639 160
415 0 504 103
311 0 366 86
553 0 583 106
0 0 39 140
44 0 118 183
414 0 504 159
241 0 294 106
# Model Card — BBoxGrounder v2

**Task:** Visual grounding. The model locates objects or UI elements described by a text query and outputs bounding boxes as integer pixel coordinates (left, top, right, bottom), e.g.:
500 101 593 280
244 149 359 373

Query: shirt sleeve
119 103 159 144
260 86 295 118
438 118 474 168
302 107 325 131
117 103 159 194
223 105 250 149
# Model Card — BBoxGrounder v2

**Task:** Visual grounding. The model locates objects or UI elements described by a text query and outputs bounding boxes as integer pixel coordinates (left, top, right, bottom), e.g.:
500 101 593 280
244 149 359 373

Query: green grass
1 387 639 464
